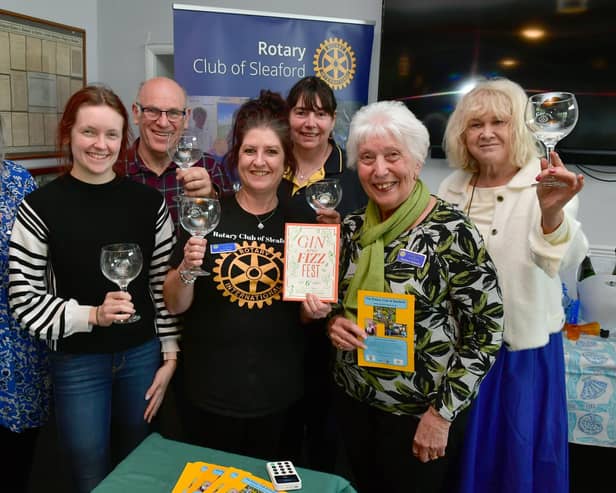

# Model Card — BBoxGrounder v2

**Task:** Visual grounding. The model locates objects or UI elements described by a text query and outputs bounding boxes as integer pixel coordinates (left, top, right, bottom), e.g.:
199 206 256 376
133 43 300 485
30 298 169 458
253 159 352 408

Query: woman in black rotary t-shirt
164 91 321 462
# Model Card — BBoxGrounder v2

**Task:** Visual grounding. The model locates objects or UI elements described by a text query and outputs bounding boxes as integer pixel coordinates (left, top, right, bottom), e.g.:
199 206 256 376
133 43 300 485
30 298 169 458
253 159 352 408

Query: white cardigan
438 160 588 350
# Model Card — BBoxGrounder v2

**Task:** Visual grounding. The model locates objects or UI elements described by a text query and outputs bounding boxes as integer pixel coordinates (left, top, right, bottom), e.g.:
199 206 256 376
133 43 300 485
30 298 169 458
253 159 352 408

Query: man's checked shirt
123 139 234 232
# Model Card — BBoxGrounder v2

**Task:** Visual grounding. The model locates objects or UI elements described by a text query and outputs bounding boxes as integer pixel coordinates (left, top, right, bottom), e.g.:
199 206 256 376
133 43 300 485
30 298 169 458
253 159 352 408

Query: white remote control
266 460 302 490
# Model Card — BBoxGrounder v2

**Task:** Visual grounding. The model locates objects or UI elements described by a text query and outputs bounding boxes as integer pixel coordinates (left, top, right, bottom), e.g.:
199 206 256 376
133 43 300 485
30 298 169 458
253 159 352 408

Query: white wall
1 0 99 169
565 166 616 248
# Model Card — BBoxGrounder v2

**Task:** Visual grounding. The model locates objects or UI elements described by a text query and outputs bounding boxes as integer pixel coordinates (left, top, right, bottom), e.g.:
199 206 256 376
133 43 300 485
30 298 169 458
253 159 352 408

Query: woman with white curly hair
303 100 504 492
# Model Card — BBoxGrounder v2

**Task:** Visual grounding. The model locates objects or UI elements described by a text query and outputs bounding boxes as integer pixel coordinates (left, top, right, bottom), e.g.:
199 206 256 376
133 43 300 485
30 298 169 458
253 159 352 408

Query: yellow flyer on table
357 290 415 372
283 223 340 302
172 462 204 493
214 471 277 492
202 467 245 492
185 462 227 492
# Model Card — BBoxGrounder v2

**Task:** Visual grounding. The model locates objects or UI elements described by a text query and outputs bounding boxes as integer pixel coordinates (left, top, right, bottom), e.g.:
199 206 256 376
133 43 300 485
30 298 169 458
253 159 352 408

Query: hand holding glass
525 92 578 187
100 243 143 324
179 197 221 277
305 178 343 211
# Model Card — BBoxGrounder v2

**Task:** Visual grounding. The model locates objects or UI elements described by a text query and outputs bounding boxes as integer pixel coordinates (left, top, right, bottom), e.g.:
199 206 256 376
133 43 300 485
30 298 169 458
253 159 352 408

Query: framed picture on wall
0 8 86 160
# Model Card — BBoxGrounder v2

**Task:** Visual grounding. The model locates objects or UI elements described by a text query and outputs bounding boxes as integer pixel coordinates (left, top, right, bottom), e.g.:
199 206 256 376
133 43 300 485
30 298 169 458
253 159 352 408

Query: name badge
210 242 237 254
397 249 426 267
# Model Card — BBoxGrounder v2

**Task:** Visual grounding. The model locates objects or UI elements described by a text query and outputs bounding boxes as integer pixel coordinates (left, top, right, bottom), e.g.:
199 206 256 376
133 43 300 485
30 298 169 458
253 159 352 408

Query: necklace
297 165 321 181
465 173 479 216
236 191 278 229
296 143 331 180
253 208 277 229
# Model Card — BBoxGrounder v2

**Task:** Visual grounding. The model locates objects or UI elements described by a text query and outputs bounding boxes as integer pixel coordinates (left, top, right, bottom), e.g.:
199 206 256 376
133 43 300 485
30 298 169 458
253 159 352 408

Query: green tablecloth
93 433 357 493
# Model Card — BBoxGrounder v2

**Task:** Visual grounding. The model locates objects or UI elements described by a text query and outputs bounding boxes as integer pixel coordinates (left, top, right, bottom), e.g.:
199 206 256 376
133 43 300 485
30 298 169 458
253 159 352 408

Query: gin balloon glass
525 92 578 187
168 129 203 198
100 243 143 324
305 178 343 211
179 196 221 277
168 128 203 169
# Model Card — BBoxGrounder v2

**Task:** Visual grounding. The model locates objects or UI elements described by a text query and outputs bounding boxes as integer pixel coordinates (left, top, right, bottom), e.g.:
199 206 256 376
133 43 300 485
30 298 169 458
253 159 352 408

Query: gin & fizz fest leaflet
282 223 340 302
357 290 415 372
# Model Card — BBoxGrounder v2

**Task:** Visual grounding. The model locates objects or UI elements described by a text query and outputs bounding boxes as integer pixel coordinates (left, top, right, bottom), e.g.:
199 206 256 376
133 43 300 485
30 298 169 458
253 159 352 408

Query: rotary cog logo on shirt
313 37 356 90
213 241 283 309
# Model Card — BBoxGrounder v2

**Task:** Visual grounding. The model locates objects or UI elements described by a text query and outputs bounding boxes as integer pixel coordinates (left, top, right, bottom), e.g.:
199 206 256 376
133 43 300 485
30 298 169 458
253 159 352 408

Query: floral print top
332 197 504 421
0 160 51 432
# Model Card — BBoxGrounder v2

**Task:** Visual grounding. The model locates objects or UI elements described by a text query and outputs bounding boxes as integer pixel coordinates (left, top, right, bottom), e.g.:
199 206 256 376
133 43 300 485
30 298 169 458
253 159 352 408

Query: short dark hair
287 76 337 116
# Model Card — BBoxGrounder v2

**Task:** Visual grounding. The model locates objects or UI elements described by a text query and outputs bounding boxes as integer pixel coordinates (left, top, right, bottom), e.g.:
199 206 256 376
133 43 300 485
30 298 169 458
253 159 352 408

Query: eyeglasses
136 103 186 122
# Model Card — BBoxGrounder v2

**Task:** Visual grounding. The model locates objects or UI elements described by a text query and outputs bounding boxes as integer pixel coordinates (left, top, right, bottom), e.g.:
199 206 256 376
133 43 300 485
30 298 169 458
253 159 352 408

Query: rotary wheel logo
536 112 551 124
313 37 356 90
213 241 283 309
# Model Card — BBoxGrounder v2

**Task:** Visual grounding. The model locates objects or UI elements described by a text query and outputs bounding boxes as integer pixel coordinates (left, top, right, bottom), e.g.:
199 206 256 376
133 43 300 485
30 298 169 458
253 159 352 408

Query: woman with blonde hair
438 77 588 493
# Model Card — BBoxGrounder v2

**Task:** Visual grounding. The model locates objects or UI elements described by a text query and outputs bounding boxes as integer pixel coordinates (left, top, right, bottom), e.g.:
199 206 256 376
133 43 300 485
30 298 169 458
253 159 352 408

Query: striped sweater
8 173 180 354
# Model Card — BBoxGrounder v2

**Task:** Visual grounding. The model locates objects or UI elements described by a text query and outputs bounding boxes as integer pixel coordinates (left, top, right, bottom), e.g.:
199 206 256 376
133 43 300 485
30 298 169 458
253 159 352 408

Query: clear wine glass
100 243 143 324
168 129 203 198
168 128 203 169
305 178 343 211
525 92 578 188
179 196 221 277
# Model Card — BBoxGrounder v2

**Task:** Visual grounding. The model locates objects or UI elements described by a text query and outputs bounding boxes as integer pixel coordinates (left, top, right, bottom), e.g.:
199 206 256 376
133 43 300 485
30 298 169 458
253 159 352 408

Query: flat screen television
378 0 616 165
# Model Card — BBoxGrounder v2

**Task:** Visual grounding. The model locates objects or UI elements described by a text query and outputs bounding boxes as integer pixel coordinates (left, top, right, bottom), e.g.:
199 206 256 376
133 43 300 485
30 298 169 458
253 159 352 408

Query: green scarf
342 179 430 322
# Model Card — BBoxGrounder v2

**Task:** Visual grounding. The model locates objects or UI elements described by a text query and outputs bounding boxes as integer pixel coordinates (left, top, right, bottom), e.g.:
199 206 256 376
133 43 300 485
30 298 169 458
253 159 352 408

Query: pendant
257 222 264 230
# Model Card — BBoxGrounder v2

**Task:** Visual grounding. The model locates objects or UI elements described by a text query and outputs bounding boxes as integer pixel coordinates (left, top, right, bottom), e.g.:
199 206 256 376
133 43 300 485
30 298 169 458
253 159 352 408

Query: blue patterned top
0 160 51 432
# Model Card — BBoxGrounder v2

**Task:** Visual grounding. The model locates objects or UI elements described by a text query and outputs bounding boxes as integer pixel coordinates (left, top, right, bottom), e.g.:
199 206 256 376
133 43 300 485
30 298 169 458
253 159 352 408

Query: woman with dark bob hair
278 76 368 472
279 75 366 222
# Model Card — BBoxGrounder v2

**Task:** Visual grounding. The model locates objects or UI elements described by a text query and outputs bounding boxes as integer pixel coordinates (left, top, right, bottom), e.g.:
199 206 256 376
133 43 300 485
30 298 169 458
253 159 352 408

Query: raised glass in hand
168 129 203 170
100 243 143 324
525 92 578 187
179 196 221 277
305 178 343 211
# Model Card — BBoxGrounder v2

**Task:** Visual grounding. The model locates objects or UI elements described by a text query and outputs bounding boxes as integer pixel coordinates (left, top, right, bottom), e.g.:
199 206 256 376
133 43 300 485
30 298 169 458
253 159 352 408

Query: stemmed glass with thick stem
167 128 203 197
525 92 578 188
305 178 343 211
100 243 143 324
179 196 221 277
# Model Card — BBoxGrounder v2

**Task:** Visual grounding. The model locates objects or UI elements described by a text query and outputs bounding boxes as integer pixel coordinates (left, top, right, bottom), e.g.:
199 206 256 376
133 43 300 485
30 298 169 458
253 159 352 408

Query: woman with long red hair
9 85 180 493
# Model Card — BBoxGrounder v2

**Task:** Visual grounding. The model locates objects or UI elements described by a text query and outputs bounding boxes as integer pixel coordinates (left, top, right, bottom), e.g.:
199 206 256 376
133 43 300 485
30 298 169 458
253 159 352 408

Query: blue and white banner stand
173 4 375 153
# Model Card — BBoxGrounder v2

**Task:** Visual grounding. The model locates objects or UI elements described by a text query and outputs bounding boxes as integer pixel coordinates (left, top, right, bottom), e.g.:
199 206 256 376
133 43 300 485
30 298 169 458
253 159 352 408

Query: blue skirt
458 332 569 493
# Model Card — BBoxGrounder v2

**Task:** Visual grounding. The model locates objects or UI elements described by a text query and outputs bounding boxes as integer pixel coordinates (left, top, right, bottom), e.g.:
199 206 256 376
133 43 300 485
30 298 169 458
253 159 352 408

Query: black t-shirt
171 196 304 417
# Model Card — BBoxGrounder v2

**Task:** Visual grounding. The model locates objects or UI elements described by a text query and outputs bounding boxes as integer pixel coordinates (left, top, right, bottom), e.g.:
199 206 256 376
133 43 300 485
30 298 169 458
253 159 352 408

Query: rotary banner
172 4 375 154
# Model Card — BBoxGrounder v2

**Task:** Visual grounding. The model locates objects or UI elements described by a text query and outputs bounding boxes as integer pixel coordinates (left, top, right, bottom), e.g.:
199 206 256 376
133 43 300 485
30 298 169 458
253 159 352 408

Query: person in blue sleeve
0 118 52 493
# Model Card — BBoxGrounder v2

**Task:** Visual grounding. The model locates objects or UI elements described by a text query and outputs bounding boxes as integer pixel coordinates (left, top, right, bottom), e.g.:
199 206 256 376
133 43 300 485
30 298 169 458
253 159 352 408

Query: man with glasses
125 77 232 441
126 76 233 230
